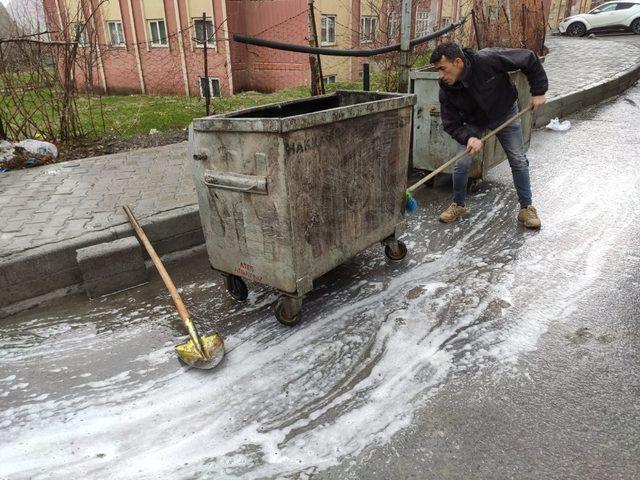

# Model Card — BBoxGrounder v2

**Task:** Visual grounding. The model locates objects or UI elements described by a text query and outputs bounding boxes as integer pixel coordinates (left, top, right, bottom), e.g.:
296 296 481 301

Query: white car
559 1 640 36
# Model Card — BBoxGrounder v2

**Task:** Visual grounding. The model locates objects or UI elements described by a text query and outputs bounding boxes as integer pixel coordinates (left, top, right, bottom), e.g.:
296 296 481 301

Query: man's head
430 43 466 86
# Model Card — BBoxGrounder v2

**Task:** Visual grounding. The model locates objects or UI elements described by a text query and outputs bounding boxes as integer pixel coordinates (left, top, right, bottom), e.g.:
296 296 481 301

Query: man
430 42 548 229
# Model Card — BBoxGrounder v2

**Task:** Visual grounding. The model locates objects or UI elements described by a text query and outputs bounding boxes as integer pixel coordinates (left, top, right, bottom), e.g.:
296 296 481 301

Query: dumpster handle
203 171 268 195
204 181 261 193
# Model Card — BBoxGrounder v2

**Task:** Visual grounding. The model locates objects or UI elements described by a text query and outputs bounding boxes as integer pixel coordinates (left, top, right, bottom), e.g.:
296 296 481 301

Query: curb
0 205 203 318
535 58 640 127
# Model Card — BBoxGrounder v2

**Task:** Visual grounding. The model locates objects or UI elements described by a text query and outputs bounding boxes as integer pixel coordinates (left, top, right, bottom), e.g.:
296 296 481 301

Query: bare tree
471 0 546 55
0 0 109 142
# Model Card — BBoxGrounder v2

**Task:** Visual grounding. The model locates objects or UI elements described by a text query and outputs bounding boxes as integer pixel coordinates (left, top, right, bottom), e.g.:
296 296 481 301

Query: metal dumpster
410 67 533 187
189 90 416 325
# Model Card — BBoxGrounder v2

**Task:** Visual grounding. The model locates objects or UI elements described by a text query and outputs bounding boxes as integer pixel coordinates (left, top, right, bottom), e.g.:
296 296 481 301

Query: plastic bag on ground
545 118 571 132
15 139 58 158
0 139 58 171
0 140 14 171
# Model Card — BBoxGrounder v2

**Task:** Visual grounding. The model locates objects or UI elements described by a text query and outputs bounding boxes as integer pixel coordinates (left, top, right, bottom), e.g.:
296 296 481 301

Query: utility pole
307 0 324 96
309 0 324 94
397 0 411 93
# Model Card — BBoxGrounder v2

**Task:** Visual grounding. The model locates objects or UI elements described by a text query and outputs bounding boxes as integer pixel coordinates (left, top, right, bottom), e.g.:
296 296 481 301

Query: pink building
42 0 441 97
42 0 313 96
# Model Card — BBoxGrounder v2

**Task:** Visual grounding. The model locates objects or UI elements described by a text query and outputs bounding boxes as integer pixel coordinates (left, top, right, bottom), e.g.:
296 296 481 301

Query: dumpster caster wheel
467 178 482 194
224 274 248 301
423 170 435 187
385 240 407 262
275 297 302 327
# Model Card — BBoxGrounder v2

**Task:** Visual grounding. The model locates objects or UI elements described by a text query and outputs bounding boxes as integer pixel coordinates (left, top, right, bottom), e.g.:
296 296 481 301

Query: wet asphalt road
1 84 639 479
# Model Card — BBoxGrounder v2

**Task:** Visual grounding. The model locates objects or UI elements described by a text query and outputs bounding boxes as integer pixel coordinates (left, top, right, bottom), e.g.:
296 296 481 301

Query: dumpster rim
191 90 416 133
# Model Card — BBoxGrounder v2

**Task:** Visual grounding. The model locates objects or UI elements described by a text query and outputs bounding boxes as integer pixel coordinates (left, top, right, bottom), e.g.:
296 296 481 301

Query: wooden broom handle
122 206 190 322
408 106 532 194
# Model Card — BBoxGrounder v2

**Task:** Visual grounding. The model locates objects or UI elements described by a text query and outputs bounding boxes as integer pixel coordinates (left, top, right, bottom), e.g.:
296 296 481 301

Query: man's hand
530 95 546 111
466 137 483 154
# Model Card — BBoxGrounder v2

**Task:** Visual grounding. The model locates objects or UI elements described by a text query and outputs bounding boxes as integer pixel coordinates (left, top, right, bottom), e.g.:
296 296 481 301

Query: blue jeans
452 103 533 208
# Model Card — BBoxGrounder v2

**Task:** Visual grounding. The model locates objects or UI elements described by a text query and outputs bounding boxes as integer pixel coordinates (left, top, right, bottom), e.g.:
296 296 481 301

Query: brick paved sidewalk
0 36 639 260
0 143 194 257
543 37 640 99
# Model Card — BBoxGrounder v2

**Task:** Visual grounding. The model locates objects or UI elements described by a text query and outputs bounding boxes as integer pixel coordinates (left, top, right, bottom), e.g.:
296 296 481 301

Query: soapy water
1 106 638 479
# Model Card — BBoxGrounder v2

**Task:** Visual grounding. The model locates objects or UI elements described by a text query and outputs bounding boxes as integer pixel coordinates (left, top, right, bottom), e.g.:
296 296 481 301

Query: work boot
439 203 468 223
518 205 541 229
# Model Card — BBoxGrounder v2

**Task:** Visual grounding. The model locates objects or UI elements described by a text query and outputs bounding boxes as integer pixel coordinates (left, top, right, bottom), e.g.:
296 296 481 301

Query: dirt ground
57 130 188 161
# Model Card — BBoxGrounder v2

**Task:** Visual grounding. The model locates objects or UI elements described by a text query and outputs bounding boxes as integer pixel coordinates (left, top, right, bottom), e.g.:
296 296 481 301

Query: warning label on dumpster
234 262 263 282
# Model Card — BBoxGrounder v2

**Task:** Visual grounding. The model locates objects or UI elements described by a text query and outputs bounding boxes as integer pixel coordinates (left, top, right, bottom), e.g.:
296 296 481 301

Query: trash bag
0 140 14 172
15 139 58 158
0 139 58 171
2 146 57 170
545 118 571 132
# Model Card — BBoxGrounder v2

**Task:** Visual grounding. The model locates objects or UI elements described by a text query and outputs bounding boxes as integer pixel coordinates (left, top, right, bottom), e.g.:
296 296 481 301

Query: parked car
559 1 640 36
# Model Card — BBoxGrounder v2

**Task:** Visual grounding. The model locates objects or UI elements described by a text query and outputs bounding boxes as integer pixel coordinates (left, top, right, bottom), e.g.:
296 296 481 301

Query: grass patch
1 76 391 148
74 80 381 139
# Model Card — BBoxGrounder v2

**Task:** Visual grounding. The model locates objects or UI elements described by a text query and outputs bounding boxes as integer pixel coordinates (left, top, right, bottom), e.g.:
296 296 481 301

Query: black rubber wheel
632 18 640 34
225 274 248 301
566 22 586 37
385 240 408 262
422 170 435 187
275 298 302 326
467 178 482 194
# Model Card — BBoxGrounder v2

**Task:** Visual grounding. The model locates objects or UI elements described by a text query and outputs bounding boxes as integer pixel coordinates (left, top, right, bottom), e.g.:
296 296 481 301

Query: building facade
45 0 513 97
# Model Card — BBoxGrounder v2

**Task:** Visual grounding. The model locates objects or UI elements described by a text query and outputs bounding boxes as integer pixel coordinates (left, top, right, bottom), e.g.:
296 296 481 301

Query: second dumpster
190 90 416 325
410 66 534 190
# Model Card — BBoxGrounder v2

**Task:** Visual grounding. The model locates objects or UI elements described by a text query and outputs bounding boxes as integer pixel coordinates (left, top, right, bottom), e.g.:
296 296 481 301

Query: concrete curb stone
0 206 202 318
535 61 640 127
76 236 148 298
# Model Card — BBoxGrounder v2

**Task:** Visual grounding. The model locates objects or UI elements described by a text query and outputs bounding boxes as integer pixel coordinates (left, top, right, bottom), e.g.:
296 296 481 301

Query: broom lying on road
123 205 225 370
405 106 533 213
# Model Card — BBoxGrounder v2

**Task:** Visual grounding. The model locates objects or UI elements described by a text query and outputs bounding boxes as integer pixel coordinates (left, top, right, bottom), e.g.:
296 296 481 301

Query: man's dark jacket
439 48 548 146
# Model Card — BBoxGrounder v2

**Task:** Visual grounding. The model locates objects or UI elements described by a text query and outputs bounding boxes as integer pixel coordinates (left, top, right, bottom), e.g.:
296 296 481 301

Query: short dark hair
430 42 464 64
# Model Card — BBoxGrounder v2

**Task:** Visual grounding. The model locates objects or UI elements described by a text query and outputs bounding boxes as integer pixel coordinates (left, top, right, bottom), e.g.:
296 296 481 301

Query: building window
199 77 221 98
194 17 214 47
148 19 168 46
71 22 89 46
107 20 124 46
415 10 430 37
441 16 452 29
360 16 377 43
321 15 336 45
388 10 399 39
323 74 336 84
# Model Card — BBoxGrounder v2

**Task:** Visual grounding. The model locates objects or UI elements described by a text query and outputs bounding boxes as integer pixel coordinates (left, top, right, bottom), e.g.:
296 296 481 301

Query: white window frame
193 17 215 48
71 22 89 46
321 14 336 46
440 16 452 29
360 15 377 43
148 19 168 47
323 74 336 84
415 10 430 37
198 76 221 98
107 20 125 47
388 10 399 39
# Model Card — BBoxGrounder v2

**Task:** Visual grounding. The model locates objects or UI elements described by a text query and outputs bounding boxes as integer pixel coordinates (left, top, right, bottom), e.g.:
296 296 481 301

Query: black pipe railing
233 17 466 58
